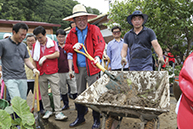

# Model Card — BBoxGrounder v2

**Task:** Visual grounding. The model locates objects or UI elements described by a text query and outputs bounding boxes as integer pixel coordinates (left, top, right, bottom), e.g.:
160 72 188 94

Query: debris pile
98 73 165 108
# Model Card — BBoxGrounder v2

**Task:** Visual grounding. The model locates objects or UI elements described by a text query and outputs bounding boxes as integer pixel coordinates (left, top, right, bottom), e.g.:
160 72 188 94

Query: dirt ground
27 91 178 129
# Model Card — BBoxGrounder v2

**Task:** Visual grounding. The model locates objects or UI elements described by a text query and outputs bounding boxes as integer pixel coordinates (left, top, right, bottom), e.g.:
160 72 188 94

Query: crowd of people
0 3 189 129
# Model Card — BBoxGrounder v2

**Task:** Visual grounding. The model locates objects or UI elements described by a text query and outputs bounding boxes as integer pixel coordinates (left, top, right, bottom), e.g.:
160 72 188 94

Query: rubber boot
71 93 78 110
61 94 69 110
72 93 77 100
92 110 100 129
69 104 86 127
39 100 44 115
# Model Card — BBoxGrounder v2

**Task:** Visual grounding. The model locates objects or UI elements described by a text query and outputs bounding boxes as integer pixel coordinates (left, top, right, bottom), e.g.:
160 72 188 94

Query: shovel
31 73 42 128
74 44 126 92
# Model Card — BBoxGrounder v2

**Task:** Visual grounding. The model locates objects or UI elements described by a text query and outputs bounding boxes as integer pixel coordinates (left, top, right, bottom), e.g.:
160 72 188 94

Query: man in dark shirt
121 10 164 129
121 10 164 71
56 29 77 110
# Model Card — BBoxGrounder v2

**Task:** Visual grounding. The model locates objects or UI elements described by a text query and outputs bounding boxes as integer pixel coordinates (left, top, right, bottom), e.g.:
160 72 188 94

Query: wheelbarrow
75 70 170 129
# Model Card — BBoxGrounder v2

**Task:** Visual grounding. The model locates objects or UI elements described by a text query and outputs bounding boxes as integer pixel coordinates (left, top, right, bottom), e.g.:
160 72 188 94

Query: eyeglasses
27 39 35 42
75 17 87 23
57 36 65 38
113 31 121 35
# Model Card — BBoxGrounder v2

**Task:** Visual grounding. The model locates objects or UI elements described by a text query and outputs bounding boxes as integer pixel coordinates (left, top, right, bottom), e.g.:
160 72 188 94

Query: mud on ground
27 92 177 129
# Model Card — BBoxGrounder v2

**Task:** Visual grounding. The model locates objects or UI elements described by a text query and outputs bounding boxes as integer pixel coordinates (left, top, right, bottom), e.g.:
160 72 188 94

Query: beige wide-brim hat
63 4 98 21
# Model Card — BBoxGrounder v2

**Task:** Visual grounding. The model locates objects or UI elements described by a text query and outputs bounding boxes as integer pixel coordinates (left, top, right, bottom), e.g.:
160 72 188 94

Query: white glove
73 43 82 50
121 57 127 66
33 68 40 76
39 56 47 66
94 56 100 64
69 71 74 79
158 56 165 65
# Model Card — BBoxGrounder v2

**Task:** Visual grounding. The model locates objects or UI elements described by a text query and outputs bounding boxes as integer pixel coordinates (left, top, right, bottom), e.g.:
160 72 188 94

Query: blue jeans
4 79 27 100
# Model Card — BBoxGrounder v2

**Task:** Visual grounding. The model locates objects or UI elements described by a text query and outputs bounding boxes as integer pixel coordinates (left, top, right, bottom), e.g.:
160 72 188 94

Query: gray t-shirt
0 37 29 79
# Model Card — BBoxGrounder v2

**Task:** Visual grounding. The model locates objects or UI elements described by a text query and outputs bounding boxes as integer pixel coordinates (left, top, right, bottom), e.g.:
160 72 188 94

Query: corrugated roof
0 19 61 27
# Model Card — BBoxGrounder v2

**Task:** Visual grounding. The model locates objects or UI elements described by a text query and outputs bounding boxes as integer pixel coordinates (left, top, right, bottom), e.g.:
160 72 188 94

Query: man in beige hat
63 4 105 129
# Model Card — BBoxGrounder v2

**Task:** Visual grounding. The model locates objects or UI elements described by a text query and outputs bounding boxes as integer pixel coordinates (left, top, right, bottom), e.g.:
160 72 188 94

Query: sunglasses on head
113 31 120 35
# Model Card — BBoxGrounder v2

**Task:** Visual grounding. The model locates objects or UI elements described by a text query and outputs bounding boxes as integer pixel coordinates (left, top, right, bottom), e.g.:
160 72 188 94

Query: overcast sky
76 0 123 14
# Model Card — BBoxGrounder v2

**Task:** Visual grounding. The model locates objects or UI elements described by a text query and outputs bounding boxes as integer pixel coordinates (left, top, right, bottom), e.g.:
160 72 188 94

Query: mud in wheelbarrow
75 71 170 128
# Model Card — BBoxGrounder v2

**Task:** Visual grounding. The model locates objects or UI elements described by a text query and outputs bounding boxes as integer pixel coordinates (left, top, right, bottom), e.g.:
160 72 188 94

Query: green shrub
0 96 35 129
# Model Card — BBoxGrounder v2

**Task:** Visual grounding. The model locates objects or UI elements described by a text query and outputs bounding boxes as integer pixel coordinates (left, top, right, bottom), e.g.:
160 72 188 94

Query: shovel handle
31 82 36 113
74 44 106 72
35 73 40 112
4 84 6 100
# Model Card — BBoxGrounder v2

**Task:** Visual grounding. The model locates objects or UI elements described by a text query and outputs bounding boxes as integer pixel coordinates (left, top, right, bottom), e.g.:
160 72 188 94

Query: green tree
107 0 193 62
0 0 44 20
86 7 101 15
0 3 3 11
0 0 101 33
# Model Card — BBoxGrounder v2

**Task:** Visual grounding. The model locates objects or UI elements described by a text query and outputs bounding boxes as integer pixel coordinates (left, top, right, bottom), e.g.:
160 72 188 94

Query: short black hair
26 34 37 40
111 26 121 32
56 29 66 36
12 23 29 33
33 26 46 36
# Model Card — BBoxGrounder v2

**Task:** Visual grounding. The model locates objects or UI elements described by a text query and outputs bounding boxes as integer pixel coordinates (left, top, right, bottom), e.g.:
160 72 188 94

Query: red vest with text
33 42 58 76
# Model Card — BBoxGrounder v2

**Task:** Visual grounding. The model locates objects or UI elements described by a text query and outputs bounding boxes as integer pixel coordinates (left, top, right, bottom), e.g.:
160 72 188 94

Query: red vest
34 42 58 76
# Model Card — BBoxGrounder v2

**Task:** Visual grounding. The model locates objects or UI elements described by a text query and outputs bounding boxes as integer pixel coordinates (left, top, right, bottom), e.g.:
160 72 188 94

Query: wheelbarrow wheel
144 119 156 129
144 117 160 129
105 116 114 129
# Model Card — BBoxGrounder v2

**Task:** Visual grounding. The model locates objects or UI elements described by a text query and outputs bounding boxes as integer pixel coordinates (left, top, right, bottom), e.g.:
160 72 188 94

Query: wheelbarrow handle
74 44 106 72
103 57 110 70
158 63 161 71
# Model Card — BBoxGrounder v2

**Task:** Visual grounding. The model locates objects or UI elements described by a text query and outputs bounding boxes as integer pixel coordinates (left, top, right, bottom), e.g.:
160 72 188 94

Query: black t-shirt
124 26 157 70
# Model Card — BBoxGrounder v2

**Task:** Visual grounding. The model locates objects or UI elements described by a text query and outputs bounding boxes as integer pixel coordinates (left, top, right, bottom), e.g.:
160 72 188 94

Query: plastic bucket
175 76 179 82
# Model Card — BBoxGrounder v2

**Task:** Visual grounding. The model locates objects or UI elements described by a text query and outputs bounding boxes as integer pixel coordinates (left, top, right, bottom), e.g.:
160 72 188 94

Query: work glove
33 68 40 76
94 56 100 64
158 56 165 65
69 71 74 79
91 56 100 67
73 43 82 50
39 56 46 66
121 57 127 66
